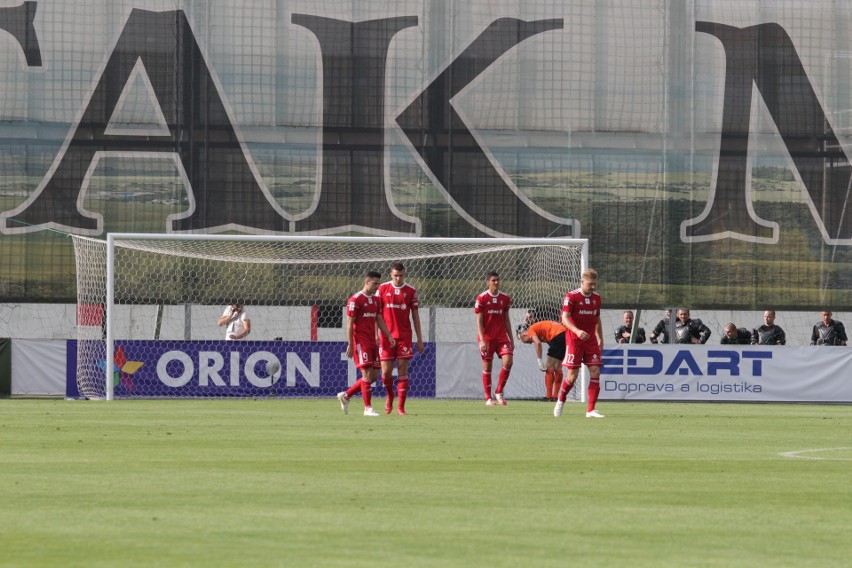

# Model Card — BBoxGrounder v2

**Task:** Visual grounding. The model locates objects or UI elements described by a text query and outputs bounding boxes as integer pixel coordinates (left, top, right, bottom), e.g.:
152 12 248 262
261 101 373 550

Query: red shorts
480 337 514 360
379 337 414 361
562 340 602 369
354 341 381 370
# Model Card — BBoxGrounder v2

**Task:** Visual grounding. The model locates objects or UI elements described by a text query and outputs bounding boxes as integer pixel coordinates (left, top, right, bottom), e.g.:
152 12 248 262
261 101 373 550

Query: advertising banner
70 340 436 398
601 345 852 403
63 339 852 402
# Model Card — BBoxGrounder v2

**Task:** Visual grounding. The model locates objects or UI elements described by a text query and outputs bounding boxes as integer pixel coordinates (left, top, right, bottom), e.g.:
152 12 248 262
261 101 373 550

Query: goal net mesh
71 235 586 401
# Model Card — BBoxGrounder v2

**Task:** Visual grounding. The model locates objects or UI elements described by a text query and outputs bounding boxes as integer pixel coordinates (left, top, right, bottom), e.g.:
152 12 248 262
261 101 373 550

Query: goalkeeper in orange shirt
516 319 567 401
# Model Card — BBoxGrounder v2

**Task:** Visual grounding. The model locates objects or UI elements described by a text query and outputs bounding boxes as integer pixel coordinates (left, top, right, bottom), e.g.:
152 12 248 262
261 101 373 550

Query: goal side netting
71 234 588 401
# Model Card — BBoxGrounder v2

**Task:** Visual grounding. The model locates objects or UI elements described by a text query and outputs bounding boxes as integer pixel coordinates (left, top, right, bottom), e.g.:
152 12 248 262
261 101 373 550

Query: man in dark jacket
811 310 848 346
673 309 711 344
721 323 751 344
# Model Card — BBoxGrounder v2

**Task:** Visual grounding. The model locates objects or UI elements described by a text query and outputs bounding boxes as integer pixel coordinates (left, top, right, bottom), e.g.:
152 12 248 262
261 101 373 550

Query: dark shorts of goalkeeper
547 331 567 360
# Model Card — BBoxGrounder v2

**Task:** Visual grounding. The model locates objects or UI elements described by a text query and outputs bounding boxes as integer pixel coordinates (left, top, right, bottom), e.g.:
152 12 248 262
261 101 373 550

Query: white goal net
71 235 587 401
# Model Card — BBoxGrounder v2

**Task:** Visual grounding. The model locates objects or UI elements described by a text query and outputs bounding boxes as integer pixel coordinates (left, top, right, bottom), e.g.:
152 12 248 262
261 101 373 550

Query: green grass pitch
1 399 850 567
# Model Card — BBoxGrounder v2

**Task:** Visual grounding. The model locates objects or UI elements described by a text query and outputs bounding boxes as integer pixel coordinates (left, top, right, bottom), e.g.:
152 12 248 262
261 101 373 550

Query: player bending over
337 271 396 417
555 268 605 419
517 319 567 401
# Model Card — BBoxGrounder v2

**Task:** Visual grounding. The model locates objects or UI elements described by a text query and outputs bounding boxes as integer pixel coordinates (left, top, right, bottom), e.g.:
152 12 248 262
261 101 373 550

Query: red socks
544 370 555 398
482 371 492 400
345 379 363 399
558 377 575 403
345 378 381 409
382 375 395 404
345 379 373 408
587 378 600 413
360 379 372 408
397 377 408 412
496 367 510 395
380 375 408 413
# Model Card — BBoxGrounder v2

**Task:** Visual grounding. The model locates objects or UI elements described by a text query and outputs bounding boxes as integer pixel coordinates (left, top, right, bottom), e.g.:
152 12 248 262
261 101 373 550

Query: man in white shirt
218 304 251 340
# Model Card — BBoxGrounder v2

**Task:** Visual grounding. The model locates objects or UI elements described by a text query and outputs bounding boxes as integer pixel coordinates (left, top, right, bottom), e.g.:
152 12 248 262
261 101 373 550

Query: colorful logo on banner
96 344 144 391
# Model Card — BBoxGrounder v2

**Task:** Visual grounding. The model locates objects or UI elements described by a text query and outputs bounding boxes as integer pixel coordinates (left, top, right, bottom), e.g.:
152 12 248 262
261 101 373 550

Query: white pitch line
778 448 852 461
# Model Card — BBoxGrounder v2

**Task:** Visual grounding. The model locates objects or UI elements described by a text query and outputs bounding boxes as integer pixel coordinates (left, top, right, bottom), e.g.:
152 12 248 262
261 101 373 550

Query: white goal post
71 234 588 401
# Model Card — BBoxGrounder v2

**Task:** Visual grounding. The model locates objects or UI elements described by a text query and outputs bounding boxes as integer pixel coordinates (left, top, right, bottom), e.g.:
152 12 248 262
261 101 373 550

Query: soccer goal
71 234 588 401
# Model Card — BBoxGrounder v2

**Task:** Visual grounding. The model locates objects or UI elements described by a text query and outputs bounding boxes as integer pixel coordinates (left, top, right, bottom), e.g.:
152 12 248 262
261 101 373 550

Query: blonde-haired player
555 268 605 418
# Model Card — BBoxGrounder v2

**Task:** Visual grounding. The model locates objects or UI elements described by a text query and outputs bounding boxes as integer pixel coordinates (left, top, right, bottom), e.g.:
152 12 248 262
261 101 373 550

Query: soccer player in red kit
337 271 396 417
474 271 514 406
555 268 605 418
378 262 424 415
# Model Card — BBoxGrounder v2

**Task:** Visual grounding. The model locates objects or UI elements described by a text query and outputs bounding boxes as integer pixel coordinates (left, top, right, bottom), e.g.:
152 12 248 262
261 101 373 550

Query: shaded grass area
1 399 851 567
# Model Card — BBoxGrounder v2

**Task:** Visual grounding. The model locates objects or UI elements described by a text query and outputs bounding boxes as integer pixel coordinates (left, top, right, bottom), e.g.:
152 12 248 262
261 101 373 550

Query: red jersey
527 320 566 343
474 290 512 341
378 282 419 339
562 289 601 339
347 291 382 345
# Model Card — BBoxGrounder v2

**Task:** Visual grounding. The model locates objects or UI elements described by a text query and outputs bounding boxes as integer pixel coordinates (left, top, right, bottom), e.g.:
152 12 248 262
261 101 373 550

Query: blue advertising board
67 340 436 398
